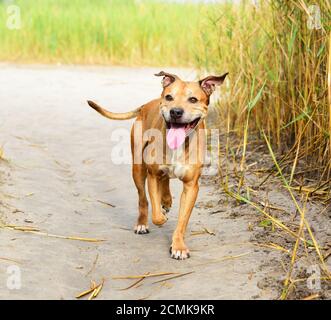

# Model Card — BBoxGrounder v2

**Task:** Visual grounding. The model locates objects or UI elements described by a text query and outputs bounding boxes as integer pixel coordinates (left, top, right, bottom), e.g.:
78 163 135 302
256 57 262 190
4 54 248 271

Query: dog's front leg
170 176 199 260
147 173 168 226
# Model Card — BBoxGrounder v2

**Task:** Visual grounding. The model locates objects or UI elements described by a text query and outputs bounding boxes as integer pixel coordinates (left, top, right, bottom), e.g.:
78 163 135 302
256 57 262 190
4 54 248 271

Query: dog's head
155 71 228 149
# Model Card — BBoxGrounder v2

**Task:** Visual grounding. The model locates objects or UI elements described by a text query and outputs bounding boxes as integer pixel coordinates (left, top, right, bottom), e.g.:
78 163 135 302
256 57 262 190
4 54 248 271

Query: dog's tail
87 100 141 120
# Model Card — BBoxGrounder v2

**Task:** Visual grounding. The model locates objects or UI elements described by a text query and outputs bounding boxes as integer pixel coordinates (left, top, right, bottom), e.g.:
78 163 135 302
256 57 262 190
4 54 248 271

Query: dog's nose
170 108 184 119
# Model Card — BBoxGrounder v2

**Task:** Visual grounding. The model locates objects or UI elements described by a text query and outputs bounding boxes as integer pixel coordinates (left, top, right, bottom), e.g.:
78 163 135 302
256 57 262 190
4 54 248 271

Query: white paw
134 224 149 234
170 247 190 260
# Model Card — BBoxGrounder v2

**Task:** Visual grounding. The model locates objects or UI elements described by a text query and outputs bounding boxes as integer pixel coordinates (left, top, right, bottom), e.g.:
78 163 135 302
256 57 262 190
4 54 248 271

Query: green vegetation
0 0 213 66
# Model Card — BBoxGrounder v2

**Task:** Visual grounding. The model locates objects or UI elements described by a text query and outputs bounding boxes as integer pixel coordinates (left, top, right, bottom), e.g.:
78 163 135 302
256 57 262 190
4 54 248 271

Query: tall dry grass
198 0 331 299
198 0 330 198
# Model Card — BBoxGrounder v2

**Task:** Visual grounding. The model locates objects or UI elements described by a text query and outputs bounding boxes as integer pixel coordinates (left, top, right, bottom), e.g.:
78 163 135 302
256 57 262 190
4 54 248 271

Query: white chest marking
160 148 188 180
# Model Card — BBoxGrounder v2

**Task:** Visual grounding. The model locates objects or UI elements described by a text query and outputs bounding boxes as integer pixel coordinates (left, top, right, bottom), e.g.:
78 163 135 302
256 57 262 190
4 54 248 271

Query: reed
198 0 330 196
207 1 331 299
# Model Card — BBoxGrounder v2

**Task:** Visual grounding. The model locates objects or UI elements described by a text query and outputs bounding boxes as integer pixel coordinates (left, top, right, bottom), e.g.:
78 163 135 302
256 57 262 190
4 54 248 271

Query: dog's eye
165 94 174 101
188 97 198 104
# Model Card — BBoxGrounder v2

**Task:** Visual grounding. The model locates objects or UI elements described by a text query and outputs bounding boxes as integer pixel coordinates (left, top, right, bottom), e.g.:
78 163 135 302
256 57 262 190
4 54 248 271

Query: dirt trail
0 65 328 300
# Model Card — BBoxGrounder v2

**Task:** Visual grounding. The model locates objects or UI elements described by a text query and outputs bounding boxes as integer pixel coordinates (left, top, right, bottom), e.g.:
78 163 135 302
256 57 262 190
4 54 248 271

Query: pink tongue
166 127 186 150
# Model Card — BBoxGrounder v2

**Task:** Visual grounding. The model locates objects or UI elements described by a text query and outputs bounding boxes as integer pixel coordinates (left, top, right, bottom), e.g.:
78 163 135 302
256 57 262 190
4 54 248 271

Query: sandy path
0 64 280 300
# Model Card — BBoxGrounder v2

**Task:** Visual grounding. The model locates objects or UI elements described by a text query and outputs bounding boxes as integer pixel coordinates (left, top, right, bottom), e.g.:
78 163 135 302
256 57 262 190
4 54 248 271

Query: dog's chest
160 164 188 180
159 149 188 180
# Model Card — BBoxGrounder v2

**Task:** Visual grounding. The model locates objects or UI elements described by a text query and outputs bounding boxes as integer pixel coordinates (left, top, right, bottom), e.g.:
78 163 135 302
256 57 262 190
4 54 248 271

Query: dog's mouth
165 118 201 150
165 118 201 134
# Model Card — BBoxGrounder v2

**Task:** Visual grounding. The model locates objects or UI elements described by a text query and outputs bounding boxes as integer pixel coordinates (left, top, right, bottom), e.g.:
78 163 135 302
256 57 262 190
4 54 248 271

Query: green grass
0 0 215 66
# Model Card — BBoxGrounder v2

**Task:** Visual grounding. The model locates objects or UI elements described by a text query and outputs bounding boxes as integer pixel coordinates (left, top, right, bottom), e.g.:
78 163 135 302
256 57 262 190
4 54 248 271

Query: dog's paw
134 224 149 234
152 210 168 226
152 216 168 226
161 205 170 215
169 246 190 260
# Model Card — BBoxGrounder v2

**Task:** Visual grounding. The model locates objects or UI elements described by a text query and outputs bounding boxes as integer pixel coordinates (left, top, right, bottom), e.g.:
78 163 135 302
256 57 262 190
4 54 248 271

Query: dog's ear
199 72 228 96
155 71 179 88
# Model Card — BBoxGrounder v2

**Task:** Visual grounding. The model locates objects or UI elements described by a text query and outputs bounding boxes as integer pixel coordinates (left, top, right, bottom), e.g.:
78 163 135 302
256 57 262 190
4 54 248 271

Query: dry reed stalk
1 224 106 243
328 31 331 154
280 193 307 300
112 272 178 280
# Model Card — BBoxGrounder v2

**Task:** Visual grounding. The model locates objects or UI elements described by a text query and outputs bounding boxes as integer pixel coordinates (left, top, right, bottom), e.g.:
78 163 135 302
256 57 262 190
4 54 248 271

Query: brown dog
88 71 228 260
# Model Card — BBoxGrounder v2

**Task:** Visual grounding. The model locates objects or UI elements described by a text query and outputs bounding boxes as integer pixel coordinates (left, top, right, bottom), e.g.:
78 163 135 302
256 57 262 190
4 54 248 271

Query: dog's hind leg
132 163 149 234
160 177 172 214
